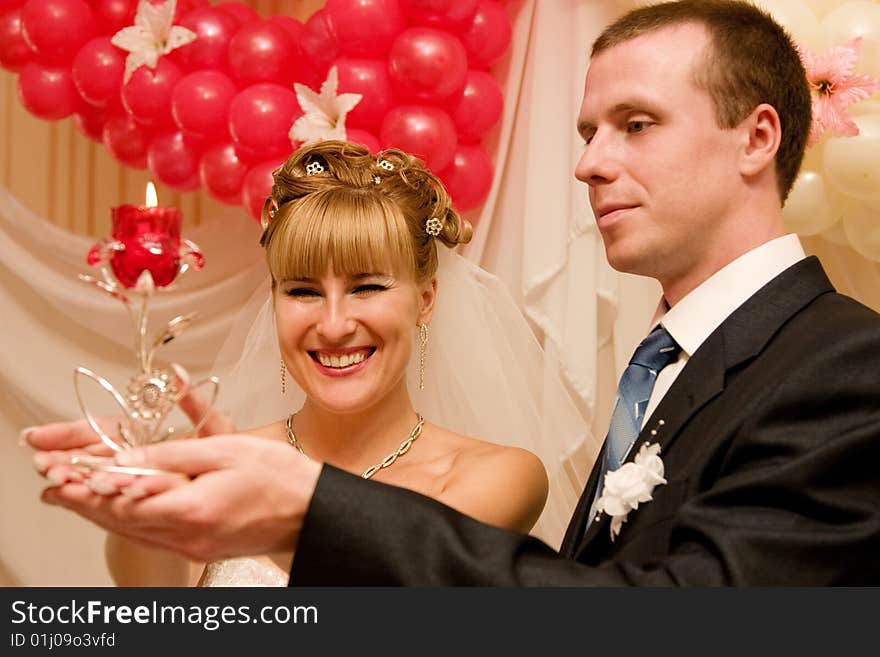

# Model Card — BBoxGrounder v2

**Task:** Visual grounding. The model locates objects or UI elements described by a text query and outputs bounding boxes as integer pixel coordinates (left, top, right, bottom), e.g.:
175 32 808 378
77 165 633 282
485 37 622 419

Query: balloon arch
0 0 514 220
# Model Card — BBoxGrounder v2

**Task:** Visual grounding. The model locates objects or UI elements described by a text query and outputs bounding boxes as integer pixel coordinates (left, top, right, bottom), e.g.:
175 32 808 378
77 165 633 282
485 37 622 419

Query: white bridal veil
213 247 598 547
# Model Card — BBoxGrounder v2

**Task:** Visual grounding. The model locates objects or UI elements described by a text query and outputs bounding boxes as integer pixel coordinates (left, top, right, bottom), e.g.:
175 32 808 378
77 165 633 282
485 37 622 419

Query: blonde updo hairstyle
260 140 472 287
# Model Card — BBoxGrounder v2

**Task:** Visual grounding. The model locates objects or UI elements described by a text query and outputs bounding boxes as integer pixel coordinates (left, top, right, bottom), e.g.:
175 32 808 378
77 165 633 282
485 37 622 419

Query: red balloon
72 37 124 107
0 1 25 10
380 105 457 171
325 0 405 58
74 105 110 142
147 130 202 192
0 9 34 72
459 0 512 69
21 0 96 63
172 70 237 141
215 1 258 25
175 7 238 72
199 142 247 205
437 143 493 212
401 0 477 28
446 70 503 142
121 58 183 127
242 159 285 222
228 83 300 160
102 112 151 168
299 9 338 88
199 141 247 205
335 57 394 131
346 128 381 153
90 0 135 34
228 19 296 86
17 62 78 119
389 28 467 102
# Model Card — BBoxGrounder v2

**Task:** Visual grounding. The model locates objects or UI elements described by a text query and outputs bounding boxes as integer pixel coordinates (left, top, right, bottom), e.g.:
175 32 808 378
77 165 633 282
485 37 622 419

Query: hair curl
260 140 471 284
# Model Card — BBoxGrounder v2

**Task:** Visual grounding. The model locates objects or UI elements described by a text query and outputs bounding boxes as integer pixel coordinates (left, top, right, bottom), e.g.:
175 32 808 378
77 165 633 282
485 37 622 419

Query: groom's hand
41 435 321 561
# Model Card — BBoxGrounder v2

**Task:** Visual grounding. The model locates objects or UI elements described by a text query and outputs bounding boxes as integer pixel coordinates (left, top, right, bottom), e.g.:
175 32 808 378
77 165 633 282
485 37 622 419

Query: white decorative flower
290 66 363 146
111 0 197 84
595 442 667 541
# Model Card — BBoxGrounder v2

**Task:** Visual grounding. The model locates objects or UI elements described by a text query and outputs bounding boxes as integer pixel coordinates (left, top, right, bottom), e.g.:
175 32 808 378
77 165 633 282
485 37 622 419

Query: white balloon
823 111 880 201
783 169 841 234
822 1 880 78
842 198 880 261
754 0 823 48
803 0 852 19
820 219 851 245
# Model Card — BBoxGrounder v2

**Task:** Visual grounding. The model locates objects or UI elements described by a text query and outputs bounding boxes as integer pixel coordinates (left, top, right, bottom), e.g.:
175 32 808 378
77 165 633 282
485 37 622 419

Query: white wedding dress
200 249 600 587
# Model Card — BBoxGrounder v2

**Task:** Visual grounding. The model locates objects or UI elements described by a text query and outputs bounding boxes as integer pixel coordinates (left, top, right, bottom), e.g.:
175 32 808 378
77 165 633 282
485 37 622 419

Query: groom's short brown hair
592 0 811 202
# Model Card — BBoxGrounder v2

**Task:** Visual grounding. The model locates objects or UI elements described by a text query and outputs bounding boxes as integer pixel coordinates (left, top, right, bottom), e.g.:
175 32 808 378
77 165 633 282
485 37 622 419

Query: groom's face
575 23 742 289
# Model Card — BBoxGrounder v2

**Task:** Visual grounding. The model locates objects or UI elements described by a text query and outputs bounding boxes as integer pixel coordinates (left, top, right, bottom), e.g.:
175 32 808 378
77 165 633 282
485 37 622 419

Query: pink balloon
90 0 136 34
401 0 478 29
74 105 110 142
437 143 493 212
242 159 285 222
335 57 394 131
459 0 512 69
325 0 405 58
72 37 124 107
172 70 237 141
299 9 338 88
175 7 238 72
389 28 468 102
380 105 457 171
147 130 202 192
228 19 296 86
346 128 381 153
102 112 151 168
121 58 183 127
446 70 503 142
0 9 34 72
199 141 247 205
21 0 96 63
228 83 300 160
17 61 78 119
215 1 258 26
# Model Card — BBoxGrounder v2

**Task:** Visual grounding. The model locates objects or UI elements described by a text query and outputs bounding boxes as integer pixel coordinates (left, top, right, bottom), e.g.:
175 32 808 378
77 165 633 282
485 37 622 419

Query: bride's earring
280 359 287 395
418 323 429 390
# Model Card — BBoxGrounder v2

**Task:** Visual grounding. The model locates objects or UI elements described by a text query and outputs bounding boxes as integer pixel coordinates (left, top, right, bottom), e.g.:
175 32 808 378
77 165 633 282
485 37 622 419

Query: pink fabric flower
798 37 880 147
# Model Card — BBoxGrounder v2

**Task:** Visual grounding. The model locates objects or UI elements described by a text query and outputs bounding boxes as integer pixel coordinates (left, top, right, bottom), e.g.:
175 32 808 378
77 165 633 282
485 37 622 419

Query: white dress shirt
641 234 807 426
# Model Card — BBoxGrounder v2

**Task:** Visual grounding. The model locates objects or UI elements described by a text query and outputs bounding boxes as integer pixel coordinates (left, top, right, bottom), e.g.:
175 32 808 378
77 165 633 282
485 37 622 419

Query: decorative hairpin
425 217 443 237
306 161 325 175
261 198 279 230
378 159 394 171
372 175 382 185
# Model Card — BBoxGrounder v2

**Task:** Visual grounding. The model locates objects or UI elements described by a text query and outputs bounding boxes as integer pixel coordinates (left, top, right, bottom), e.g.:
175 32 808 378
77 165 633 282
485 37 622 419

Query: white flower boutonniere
595 442 667 541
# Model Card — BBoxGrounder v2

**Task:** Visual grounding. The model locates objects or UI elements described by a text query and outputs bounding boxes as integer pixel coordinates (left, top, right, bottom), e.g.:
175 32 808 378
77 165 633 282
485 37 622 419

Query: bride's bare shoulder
429 427 549 534
240 421 286 441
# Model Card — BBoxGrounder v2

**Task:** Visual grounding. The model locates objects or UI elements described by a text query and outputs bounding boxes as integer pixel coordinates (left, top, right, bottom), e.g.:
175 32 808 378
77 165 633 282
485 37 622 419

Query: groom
31 0 880 584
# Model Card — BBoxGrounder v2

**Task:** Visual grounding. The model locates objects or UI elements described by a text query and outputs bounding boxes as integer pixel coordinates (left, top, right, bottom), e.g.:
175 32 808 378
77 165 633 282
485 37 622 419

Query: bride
31 140 598 586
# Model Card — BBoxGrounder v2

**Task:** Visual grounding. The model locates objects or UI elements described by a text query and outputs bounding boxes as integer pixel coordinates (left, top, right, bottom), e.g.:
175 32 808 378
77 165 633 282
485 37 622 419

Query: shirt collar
652 234 806 357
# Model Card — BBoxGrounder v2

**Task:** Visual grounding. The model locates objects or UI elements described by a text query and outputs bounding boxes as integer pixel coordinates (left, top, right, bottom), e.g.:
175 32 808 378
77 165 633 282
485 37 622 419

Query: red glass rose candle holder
75 183 217 456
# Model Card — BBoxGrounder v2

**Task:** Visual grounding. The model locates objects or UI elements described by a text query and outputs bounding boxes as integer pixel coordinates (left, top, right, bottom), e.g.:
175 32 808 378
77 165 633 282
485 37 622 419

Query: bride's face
274 263 436 414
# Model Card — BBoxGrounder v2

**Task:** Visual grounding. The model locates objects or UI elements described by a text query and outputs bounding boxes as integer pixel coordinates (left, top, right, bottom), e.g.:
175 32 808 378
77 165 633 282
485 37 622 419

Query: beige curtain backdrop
1 0 878 586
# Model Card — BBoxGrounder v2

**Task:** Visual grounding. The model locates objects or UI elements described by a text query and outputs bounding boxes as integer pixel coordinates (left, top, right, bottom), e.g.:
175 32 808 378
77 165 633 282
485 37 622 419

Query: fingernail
171 363 190 386
46 471 66 486
121 485 147 499
18 426 37 447
86 479 116 496
32 454 50 475
116 449 145 466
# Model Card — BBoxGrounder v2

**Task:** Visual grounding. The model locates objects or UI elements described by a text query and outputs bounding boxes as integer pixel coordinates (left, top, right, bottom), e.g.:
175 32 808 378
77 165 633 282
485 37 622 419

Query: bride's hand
26 363 236 495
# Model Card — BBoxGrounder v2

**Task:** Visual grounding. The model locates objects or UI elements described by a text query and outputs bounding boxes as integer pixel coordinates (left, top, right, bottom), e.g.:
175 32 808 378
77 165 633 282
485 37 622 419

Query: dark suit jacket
290 257 880 585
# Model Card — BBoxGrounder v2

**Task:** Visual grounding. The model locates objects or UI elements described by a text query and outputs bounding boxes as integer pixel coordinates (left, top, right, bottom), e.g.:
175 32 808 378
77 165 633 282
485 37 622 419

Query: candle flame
145 182 158 208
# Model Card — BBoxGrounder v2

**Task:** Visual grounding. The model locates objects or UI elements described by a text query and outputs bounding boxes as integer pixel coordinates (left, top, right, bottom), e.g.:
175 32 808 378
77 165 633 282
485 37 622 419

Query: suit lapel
567 257 835 557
